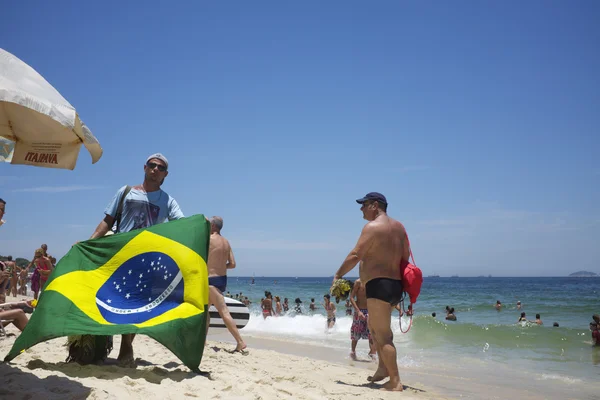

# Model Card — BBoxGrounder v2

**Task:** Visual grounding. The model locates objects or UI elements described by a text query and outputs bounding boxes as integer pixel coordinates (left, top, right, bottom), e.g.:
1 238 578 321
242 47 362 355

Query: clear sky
1 1 598 277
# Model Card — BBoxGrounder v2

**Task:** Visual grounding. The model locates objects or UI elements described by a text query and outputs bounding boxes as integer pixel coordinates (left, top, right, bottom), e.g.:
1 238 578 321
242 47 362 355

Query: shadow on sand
0 362 92 399
335 379 426 394
24 357 211 385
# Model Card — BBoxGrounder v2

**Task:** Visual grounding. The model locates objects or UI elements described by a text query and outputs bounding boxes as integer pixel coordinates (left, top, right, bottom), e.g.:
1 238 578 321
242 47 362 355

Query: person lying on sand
0 300 34 332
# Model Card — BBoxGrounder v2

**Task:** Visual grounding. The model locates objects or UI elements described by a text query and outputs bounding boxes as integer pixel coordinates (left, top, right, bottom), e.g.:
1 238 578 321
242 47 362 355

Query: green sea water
224 276 600 385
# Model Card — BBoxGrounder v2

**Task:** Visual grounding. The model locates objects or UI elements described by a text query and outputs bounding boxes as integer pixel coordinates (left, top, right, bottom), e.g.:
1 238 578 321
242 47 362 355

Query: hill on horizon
569 270 598 277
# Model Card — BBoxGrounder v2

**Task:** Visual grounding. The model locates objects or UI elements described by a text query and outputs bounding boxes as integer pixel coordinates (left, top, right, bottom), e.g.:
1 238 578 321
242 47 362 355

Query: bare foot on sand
117 350 136 368
350 352 357 361
380 379 403 392
367 370 389 382
232 344 248 355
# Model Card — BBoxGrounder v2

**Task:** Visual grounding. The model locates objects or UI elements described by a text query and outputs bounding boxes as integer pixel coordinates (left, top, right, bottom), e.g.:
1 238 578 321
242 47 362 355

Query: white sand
0 320 437 400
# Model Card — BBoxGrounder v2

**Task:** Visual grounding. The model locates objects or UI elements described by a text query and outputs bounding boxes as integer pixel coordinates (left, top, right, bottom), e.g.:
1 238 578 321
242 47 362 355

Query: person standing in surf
332 192 408 392
349 278 376 360
206 216 247 353
87 153 184 367
323 294 336 329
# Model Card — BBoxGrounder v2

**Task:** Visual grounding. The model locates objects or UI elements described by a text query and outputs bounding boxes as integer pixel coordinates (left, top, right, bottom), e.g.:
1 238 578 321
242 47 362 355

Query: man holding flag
5 153 211 372
88 153 184 367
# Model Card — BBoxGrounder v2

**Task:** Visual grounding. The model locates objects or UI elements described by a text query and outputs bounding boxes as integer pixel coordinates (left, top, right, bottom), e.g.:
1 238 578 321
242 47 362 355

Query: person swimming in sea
518 312 527 322
294 298 302 314
445 307 457 321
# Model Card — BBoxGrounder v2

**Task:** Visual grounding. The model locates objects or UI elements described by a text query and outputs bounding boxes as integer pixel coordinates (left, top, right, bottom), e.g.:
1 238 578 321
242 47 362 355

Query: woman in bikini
33 249 53 295
261 291 273 319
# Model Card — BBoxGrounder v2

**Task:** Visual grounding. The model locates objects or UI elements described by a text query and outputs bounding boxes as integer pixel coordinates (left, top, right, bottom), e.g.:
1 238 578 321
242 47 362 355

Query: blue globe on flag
95 252 184 324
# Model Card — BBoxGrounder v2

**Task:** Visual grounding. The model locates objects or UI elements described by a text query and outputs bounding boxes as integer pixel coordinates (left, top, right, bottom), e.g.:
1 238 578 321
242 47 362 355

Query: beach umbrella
0 48 102 170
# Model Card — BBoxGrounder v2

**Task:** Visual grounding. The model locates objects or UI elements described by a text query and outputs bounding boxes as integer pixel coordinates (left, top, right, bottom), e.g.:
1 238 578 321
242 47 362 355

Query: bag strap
405 232 417 266
114 185 132 233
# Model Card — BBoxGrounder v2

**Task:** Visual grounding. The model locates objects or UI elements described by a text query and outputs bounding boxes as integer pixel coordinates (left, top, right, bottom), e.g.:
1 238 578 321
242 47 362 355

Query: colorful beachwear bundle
331 279 353 303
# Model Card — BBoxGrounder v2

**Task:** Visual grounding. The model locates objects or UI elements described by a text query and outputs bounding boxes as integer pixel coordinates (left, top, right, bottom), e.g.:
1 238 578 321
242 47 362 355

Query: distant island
569 271 598 277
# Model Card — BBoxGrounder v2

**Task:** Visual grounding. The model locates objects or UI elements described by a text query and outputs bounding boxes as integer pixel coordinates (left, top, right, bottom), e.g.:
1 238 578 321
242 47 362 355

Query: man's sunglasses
146 162 167 172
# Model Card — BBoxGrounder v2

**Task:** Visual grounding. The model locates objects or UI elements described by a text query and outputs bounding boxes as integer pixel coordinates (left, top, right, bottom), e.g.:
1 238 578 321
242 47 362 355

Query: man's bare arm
334 224 375 280
226 243 236 269
90 215 115 239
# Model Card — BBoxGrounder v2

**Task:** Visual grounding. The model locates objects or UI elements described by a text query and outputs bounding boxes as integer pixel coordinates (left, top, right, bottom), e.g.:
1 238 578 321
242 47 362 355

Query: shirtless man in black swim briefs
332 192 409 392
207 216 246 352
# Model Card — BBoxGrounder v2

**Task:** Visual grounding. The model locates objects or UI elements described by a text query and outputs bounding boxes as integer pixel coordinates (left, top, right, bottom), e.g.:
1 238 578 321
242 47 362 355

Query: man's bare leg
209 286 246 351
117 333 136 367
367 298 402 391
367 315 388 381
350 339 358 360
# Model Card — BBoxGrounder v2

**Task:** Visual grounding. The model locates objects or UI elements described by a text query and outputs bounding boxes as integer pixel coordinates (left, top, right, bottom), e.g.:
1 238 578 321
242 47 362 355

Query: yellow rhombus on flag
5 215 210 372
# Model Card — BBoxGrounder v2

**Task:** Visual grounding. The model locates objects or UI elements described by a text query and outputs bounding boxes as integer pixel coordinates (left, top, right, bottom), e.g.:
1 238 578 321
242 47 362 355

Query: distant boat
450 275 459 278
428 274 440 278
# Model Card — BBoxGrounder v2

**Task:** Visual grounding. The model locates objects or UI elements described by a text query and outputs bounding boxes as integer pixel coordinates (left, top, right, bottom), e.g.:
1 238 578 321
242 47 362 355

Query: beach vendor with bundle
332 192 409 392
81 153 184 367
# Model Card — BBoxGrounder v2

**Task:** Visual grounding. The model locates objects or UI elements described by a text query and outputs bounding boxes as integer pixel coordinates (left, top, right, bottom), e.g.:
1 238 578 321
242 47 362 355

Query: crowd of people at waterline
2 159 599 394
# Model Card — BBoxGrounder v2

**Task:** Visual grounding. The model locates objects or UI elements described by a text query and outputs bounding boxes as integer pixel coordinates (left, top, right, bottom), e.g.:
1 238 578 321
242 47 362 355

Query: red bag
400 233 423 305
401 259 423 304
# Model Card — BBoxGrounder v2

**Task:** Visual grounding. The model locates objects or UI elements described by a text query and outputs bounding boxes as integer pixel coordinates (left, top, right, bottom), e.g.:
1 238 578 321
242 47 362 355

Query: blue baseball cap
356 192 387 205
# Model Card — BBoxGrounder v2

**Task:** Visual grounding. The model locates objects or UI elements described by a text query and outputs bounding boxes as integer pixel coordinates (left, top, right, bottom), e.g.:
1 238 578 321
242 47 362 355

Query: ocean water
224 276 600 383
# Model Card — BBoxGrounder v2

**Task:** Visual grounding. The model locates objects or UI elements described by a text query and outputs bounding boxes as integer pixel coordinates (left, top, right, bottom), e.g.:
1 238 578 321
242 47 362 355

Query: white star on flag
126 293 130 299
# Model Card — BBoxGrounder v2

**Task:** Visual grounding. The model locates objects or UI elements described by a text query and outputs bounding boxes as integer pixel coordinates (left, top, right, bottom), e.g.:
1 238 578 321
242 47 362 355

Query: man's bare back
208 233 235 277
358 215 409 285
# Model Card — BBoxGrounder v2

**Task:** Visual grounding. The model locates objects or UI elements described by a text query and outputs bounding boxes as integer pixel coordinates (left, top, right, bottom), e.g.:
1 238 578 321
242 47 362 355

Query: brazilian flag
4 215 210 372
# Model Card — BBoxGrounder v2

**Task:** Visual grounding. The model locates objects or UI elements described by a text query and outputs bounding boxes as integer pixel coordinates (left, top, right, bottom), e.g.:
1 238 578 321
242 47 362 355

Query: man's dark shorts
365 277 403 306
208 275 227 293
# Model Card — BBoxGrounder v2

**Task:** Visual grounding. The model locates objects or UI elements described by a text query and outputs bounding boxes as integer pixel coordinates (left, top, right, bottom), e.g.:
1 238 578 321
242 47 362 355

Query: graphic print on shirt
127 199 161 230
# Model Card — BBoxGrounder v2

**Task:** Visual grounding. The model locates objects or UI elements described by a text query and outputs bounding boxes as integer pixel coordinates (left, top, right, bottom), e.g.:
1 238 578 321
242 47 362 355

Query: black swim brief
208 275 227 293
365 278 403 306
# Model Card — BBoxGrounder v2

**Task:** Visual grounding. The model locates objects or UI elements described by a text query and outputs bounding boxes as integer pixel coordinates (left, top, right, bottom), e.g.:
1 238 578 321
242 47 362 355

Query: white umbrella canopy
0 48 102 170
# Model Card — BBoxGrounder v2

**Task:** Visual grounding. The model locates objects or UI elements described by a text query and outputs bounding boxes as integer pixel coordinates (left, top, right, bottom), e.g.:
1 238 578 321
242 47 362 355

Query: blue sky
1 1 598 277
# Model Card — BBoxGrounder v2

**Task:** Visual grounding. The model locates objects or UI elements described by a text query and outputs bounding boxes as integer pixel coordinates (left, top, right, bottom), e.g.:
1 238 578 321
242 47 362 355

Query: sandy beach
2 294 597 400
1 321 435 400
